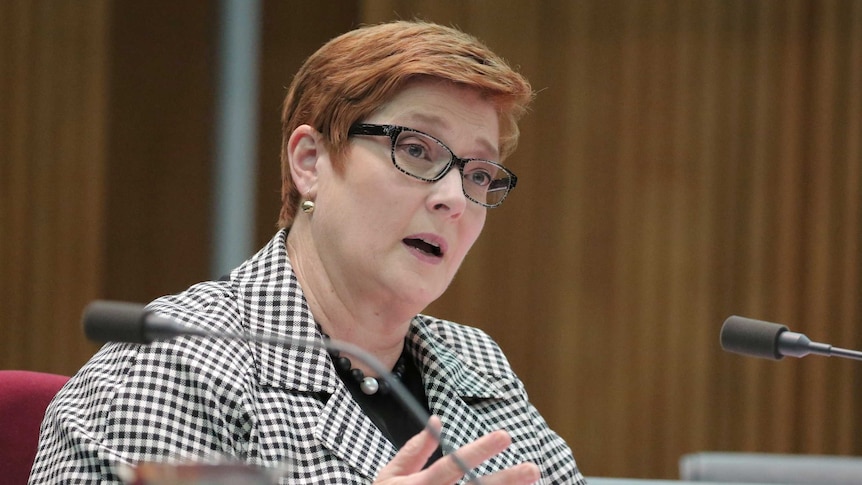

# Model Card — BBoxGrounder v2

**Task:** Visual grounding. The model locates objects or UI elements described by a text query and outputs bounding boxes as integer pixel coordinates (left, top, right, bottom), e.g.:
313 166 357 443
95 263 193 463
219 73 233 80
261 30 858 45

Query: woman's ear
287 124 323 196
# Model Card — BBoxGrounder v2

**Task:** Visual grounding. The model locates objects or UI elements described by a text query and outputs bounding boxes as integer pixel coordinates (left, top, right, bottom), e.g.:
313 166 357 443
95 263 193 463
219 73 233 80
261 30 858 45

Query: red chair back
0 370 70 484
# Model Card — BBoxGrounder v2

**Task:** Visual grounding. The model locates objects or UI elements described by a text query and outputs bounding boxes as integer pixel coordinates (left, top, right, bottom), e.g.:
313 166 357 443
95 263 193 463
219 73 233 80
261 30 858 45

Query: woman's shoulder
90 279 253 390
148 279 241 331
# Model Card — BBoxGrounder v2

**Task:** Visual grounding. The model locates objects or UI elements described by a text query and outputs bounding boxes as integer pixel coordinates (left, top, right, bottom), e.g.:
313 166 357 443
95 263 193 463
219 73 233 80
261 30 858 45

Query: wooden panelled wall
2 0 861 480
1 1 109 374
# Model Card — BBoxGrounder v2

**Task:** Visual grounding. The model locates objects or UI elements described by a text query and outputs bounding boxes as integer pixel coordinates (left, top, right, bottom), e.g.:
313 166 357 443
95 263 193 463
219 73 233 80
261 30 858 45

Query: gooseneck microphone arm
83 300 481 484
720 315 862 361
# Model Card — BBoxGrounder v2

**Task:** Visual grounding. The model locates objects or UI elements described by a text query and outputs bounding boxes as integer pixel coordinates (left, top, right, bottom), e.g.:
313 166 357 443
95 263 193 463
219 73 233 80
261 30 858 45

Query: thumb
375 416 442 481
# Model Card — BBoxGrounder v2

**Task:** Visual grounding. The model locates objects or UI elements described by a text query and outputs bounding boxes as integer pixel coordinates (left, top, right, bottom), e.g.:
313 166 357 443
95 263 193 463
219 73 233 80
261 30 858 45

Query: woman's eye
396 135 435 162
465 170 492 187
404 143 427 159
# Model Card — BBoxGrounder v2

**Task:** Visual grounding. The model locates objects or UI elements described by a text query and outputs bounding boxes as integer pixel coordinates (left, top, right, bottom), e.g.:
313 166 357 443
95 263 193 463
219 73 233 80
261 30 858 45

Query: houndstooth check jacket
30 230 586 484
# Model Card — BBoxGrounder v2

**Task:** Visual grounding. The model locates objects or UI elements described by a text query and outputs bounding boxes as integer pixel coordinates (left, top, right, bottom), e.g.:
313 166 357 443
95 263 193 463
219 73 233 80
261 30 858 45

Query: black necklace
321 332 407 395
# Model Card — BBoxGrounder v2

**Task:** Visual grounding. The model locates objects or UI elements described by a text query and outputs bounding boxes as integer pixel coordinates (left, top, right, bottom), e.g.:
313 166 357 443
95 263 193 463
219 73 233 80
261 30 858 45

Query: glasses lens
462 160 512 206
393 130 451 180
391 128 514 207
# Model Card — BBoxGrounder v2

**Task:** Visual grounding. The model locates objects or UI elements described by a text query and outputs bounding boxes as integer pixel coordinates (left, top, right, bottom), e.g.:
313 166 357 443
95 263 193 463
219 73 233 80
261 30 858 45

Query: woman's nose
428 168 467 216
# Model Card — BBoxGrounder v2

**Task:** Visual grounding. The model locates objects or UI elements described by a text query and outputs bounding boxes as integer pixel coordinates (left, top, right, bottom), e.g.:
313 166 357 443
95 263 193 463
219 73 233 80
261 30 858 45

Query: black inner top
336 348 444 467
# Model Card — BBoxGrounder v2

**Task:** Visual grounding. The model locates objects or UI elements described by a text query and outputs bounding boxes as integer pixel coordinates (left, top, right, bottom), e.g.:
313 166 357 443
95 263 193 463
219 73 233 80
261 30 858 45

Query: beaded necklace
321 332 407 395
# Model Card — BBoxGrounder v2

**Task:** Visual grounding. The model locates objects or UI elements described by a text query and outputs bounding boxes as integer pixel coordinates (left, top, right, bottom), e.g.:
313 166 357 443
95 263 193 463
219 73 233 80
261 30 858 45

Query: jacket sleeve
489 362 587 484
524 393 587 484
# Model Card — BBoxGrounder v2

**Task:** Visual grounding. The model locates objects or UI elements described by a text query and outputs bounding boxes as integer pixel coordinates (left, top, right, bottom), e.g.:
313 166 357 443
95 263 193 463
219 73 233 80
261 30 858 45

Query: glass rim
348 123 518 208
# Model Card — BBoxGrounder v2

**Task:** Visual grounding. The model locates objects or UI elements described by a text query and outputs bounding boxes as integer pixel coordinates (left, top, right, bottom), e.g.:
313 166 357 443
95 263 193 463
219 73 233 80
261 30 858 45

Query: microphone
720 315 862 361
82 300 481 483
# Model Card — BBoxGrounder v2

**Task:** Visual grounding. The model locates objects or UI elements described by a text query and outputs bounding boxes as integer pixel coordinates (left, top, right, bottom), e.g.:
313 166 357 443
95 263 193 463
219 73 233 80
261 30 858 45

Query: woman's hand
374 416 541 485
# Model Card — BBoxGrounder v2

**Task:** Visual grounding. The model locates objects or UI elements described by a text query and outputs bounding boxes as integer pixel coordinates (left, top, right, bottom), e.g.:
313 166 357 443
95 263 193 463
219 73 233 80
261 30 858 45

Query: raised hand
374 416 541 485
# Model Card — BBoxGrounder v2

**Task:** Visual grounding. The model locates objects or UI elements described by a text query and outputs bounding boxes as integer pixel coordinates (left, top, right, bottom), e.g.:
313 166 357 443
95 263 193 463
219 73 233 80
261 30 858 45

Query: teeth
419 239 441 255
422 239 440 250
405 238 442 256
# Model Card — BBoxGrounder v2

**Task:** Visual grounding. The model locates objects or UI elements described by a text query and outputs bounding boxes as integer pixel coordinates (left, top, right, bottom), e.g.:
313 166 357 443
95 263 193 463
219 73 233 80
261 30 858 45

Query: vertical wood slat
820 0 862 454
0 0 35 369
0 0 108 374
667 0 710 464
613 1 646 473
746 0 774 452
838 0 862 453
689 0 723 458
803 0 840 454
770 0 808 453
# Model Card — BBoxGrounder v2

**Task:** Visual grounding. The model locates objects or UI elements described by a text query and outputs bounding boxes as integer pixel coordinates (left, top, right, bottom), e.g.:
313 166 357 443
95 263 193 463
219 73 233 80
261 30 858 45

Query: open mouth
403 238 443 257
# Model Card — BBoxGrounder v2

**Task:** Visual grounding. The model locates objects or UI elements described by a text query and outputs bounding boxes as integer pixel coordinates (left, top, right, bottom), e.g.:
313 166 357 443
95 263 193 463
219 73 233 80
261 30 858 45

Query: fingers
427 429 511 479
376 417 541 485
375 416 443 481
474 462 541 485
424 429 539 485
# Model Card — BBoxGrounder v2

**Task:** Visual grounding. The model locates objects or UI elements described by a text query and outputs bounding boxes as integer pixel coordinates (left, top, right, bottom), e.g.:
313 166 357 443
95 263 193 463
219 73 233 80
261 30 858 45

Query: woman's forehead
371 82 501 158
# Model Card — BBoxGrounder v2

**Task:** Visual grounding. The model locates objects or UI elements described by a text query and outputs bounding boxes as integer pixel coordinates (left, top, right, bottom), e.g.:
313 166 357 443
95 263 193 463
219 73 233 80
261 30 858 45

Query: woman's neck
286 226 413 374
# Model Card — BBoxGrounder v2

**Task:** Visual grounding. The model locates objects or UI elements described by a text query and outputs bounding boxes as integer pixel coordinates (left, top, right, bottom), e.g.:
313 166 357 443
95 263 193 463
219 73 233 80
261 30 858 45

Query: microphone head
720 315 788 360
83 300 151 344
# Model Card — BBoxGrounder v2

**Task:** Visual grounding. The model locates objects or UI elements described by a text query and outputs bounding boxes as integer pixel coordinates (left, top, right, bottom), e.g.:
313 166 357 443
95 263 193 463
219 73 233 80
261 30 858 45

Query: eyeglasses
347 123 518 208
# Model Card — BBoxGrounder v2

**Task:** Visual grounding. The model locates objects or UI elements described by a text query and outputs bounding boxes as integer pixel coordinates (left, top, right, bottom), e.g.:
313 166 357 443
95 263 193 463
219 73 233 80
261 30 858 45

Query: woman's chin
385 282 445 314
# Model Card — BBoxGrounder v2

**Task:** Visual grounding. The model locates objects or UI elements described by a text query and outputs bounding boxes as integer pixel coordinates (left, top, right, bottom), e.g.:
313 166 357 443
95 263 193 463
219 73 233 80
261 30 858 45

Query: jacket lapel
234 230 335 394
315 384 398 479
233 230 396 480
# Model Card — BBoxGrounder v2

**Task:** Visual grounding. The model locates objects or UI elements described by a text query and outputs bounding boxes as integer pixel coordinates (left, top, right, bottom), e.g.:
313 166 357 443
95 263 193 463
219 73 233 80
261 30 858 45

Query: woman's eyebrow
397 112 500 160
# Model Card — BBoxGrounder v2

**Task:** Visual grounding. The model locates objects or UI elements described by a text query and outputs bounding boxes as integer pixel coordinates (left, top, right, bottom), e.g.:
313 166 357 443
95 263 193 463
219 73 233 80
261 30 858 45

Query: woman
31 21 586 484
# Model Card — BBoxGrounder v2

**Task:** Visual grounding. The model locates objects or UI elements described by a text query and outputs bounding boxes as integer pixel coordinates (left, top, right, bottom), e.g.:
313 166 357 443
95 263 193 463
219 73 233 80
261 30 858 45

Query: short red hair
278 20 533 228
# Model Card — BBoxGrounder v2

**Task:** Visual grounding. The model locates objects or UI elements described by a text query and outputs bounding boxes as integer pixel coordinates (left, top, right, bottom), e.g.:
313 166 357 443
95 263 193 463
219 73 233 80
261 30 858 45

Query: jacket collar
407 319 504 399
231 230 337 393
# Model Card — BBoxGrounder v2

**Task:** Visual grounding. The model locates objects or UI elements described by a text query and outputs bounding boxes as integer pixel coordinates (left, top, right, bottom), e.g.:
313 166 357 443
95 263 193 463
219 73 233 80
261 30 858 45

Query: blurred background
2 0 861 480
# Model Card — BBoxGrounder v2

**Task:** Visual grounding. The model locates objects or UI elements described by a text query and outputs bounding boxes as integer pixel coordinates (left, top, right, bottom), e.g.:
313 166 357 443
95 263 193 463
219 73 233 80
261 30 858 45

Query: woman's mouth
403 237 444 258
